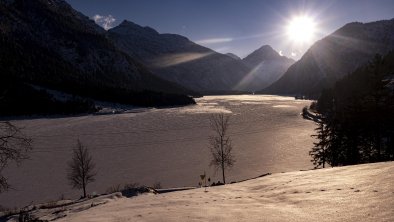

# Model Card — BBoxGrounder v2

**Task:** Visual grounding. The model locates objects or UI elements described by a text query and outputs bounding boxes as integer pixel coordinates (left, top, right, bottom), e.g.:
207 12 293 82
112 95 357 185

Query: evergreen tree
310 118 329 168
310 52 394 166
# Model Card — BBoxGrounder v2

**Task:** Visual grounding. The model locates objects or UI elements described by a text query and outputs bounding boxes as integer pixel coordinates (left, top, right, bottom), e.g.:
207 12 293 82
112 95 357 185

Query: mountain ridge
262 18 394 96
0 0 196 114
108 20 253 93
242 45 295 90
109 21 294 93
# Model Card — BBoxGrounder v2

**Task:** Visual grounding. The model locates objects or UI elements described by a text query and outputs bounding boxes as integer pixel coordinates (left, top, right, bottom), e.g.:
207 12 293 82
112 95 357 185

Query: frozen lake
0 95 316 208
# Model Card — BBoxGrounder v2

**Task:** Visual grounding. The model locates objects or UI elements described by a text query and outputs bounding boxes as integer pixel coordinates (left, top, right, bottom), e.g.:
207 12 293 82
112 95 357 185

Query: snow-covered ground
5 162 392 221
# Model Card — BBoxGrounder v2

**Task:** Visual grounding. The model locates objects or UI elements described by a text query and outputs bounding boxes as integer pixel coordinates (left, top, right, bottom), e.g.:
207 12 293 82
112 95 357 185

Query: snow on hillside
6 162 391 221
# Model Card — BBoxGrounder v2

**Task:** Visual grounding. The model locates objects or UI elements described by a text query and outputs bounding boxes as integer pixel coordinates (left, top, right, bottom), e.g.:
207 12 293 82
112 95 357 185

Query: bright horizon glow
286 16 316 44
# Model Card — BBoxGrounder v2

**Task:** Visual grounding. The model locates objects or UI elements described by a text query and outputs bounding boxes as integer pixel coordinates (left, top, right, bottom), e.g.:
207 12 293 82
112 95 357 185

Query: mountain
108 20 251 93
242 45 294 91
262 19 394 96
226 53 241 60
0 0 195 113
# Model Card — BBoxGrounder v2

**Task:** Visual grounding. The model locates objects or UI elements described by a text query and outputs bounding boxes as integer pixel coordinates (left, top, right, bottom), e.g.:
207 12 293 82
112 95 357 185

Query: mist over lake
0 95 315 208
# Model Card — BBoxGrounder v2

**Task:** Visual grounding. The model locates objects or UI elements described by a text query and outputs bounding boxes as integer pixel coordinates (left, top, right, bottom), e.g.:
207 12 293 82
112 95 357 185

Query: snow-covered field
6 162 392 222
1 95 315 208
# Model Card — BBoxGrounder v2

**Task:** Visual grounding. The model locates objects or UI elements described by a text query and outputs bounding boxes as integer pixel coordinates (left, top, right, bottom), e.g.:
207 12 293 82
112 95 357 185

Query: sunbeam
196 38 233 44
151 52 214 68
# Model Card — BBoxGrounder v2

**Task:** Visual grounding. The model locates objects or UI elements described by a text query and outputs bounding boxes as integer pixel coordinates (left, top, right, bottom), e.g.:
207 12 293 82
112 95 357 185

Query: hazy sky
66 0 394 60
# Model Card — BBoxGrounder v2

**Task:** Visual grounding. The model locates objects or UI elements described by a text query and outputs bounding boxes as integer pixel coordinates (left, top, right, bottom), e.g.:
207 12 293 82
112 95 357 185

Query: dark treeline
0 78 196 116
310 52 394 168
0 80 97 116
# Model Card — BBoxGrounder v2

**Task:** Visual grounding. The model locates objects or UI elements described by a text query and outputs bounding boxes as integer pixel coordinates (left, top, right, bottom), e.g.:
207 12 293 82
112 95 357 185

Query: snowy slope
14 162 392 222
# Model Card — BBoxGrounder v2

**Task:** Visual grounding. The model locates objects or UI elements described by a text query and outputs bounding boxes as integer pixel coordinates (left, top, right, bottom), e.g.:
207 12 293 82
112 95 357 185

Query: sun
286 16 316 44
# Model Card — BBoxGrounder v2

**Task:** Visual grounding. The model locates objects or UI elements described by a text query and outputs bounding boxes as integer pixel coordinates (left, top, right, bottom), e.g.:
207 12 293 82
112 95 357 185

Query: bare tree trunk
83 182 86 198
221 132 225 184
222 161 225 184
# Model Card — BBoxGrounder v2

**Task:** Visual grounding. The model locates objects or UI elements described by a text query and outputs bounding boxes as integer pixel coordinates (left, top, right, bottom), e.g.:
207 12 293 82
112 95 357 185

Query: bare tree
67 140 96 198
208 113 235 184
0 121 32 192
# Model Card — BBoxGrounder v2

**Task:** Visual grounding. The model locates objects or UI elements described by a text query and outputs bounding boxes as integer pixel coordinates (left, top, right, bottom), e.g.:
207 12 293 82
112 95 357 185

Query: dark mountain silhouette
262 19 394 96
0 0 195 115
226 53 241 60
242 45 294 90
108 20 252 93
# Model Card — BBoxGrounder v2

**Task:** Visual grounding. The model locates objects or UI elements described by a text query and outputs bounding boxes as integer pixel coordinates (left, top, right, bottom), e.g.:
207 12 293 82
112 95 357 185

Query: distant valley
0 0 295 116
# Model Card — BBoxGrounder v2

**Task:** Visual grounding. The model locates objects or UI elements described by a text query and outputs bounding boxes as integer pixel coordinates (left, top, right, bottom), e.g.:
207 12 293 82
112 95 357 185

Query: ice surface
272 105 296 108
0 95 315 208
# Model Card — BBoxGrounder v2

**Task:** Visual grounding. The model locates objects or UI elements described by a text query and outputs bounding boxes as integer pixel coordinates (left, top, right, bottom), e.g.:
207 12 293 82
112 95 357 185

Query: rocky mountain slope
263 19 394 96
0 0 195 109
242 45 294 90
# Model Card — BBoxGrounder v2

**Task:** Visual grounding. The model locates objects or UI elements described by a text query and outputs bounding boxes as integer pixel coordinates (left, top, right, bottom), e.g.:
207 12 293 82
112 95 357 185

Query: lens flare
287 16 316 44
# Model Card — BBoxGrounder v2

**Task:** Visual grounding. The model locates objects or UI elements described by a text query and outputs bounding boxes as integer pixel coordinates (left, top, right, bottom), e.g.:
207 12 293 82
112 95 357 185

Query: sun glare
287 16 316 44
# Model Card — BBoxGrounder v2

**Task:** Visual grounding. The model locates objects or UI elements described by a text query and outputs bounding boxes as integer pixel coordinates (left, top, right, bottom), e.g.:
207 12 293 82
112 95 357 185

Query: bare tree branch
0 121 32 193
67 139 96 198
208 113 235 184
